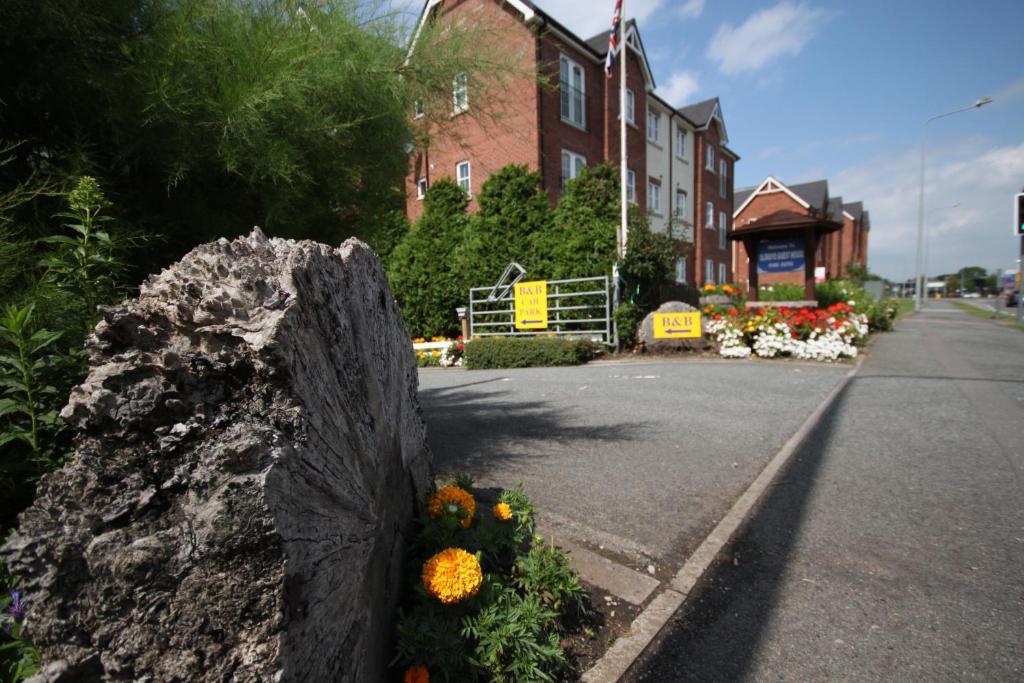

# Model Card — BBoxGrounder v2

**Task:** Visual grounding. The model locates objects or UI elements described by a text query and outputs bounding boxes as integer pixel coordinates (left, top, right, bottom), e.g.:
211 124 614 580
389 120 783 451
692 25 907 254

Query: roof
734 187 756 212
729 209 842 239
583 19 656 90
842 201 864 222
679 97 718 125
862 210 871 231
828 196 844 223
787 180 829 211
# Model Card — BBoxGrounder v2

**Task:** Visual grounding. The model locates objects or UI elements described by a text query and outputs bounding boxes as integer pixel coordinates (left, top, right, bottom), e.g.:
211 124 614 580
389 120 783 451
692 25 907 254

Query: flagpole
619 1 628 260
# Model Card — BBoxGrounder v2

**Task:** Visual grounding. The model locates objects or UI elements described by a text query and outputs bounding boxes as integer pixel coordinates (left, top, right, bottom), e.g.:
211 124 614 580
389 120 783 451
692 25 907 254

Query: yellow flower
493 502 512 521
723 284 734 294
421 548 483 604
404 665 429 683
428 485 476 528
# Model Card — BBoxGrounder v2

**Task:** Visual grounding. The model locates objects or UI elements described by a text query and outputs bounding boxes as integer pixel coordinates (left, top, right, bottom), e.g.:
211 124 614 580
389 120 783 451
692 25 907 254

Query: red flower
729 308 739 316
713 313 722 320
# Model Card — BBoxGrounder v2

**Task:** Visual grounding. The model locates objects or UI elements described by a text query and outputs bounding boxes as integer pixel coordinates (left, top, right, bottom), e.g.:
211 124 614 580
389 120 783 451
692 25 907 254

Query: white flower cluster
439 343 462 367
706 318 751 358
708 312 869 363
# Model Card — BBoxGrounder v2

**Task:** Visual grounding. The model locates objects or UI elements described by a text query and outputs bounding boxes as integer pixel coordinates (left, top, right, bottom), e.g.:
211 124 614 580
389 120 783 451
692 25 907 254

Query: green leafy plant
756 283 807 301
462 337 597 369
1 560 39 682
515 537 586 615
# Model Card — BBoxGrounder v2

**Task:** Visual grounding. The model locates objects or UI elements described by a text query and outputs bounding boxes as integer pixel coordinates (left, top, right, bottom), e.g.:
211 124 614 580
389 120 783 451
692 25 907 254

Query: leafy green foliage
395 483 581 682
461 337 597 369
1 560 39 682
457 166 551 287
757 283 807 301
815 280 872 313
619 212 676 309
388 180 470 338
613 302 646 350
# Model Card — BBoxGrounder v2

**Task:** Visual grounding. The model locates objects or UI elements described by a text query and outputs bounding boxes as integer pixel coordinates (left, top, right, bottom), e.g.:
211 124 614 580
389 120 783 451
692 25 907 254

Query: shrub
815 279 872 312
462 337 597 369
613 303 645 350
756 283 806 301
867 299 900 332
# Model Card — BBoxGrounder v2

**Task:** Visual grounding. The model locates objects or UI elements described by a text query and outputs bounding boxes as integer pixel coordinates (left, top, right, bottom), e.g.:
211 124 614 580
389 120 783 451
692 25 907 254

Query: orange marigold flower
493 502 512 521
428 485 476 528
421 548 483 604
404 665 429 683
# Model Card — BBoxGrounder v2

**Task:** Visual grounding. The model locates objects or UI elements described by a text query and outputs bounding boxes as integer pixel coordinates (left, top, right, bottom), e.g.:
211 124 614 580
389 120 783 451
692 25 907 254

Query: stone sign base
637 301 711 352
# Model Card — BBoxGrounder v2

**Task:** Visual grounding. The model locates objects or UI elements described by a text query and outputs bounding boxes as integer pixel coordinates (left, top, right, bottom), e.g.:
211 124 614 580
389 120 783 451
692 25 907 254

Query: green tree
457 165 550 286
537 163 619 279
619 212 675 307
388 180 469 338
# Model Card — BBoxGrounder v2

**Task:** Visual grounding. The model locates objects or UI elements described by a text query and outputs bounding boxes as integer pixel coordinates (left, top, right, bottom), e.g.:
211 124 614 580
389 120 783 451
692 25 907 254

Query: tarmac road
625 301 1024 681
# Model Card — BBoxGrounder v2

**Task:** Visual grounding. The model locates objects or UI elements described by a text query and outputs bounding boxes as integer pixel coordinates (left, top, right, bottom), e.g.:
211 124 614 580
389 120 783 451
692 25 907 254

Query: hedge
462 337 597 369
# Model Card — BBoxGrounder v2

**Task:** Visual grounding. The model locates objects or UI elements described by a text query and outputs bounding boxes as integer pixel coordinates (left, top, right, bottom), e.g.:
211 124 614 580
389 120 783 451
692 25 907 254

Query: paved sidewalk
625 302 1024 680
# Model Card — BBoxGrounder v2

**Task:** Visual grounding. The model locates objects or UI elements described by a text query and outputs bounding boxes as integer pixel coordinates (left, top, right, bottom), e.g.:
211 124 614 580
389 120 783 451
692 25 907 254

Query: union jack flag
605 0 622 78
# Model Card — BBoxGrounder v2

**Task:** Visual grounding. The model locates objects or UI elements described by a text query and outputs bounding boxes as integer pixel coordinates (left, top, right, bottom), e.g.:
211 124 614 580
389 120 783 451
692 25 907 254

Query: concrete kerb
581 353 866 682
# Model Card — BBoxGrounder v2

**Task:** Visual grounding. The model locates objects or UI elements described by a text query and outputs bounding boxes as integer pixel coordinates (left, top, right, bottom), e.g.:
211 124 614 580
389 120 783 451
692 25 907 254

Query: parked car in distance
962 292 981 298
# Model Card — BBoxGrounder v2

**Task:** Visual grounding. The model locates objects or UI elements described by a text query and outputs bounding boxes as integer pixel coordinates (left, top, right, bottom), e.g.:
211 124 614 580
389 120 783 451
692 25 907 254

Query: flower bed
395 478 587 681
412 337 464 367
705 302 868 361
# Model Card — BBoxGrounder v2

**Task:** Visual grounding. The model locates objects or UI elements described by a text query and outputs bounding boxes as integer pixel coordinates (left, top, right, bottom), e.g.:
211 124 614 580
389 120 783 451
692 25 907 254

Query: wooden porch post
804 227 817 302
746 237 759 299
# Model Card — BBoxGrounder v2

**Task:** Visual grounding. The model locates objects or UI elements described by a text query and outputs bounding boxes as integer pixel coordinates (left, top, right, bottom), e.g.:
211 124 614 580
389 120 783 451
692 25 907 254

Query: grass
950 301 1024 330
895 298 916 318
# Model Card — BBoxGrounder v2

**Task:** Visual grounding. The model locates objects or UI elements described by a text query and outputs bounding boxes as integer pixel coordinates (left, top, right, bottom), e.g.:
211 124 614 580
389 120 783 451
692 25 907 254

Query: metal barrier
468 276 612 343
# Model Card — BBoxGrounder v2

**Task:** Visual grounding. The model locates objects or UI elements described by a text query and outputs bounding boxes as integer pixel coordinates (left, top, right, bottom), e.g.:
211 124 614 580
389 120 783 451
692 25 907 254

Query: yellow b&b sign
514 280 548 330
653 312 702 339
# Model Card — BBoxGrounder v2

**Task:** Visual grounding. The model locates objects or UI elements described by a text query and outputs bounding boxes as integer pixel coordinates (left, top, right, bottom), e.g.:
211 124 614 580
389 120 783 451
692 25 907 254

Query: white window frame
559 54 586 129
705 259 715 285
718 262 727 285
456 161 471 196
625 89 636 125
705 201 714 230
626 170 637 204
416 177 428 199
675 127 686 159
674 189 687 219
705 143 715 171
647 110 660 144
413 97 424 119
719 213 727 249
675 257 687 284
719 159 728 197
452 72 468 114
560 149 586 186
647 179 661 215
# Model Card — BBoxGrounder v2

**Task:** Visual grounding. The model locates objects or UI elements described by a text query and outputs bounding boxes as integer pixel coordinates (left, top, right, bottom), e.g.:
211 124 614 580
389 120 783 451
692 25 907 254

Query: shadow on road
419 386 650 480
624 383 851 681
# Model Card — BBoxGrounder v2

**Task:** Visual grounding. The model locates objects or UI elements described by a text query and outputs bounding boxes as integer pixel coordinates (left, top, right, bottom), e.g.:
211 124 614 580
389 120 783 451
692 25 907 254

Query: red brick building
732 176 870 292
404 0 738 286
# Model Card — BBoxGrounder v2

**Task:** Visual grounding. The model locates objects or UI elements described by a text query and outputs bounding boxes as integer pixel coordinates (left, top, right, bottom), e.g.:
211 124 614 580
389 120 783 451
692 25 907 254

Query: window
560 150 586 187
416 177 427 199
647 179 661 215
674 189 687 219
625 89 635 125
559 54 586 128
647 110 660 144
719 159 728 197
452 73 468 114
719 213 727 249
675 257 687 284
705 201 714 229
705 143 715 171
626 170 637 204
718 262 727 285
456 161 471 196
675 127 686 158
705 259 715 285
413 97 424 118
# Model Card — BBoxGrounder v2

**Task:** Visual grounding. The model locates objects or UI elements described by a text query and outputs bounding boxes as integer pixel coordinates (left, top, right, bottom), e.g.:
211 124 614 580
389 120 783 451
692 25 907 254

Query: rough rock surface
638 301 712 352
2 229 433 682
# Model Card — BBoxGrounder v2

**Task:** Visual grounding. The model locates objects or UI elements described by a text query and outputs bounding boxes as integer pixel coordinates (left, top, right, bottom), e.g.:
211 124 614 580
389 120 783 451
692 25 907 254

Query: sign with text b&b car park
653 312 702 339
514 280 548 330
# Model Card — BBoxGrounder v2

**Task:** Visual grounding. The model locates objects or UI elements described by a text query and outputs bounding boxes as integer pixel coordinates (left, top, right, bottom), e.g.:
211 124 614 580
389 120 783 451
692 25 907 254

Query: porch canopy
728 210 842 302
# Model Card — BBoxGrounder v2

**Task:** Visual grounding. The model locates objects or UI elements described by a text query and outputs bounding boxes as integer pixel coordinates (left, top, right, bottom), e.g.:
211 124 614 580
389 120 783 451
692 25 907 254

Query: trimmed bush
462 337 597 369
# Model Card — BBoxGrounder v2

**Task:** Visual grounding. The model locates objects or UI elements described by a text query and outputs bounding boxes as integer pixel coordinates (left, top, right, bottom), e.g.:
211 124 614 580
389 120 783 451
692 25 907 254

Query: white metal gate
468 276 612 343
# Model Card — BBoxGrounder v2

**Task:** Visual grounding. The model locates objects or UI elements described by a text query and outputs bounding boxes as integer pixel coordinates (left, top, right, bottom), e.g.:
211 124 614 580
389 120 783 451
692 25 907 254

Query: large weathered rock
637 301 712 352
2 229 432 681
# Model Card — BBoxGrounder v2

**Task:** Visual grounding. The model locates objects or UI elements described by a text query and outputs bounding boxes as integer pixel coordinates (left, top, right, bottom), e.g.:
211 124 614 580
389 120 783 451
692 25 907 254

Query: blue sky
393 1 1024 281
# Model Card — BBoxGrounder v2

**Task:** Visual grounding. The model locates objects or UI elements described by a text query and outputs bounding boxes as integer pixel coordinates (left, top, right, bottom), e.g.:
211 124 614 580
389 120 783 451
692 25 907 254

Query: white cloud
658 70 700 106
538 0 665 38
674 0 705 19
707 2 828 75
831 141 1024 280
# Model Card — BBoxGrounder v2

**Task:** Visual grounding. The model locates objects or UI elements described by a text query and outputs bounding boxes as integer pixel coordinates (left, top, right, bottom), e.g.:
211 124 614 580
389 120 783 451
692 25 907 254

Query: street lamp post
914 97 992 312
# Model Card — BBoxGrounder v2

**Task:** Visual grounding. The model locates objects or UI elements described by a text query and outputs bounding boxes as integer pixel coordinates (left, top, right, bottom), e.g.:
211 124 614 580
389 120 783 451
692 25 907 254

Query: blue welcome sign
758 238 805 274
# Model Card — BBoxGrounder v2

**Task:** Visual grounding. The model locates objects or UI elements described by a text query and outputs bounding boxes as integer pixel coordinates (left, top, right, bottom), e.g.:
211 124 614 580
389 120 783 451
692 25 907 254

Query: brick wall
405 0 540 222
732 189 809 292
692 124 733 286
